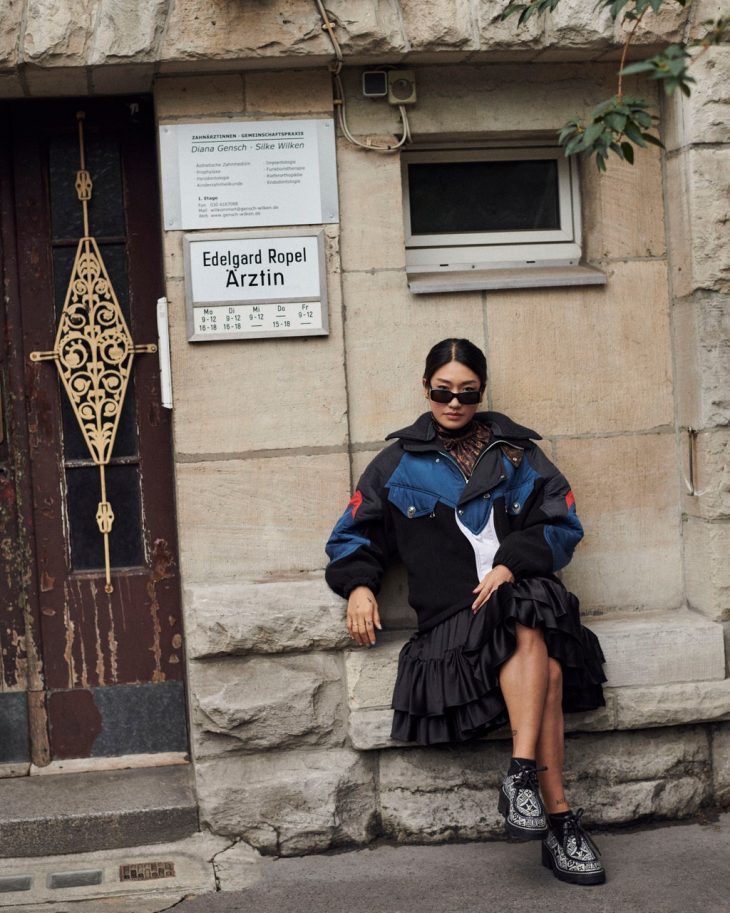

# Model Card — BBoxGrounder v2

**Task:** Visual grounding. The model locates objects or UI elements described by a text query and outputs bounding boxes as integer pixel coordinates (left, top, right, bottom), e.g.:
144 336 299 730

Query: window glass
408 160 560 235
66 465 144 569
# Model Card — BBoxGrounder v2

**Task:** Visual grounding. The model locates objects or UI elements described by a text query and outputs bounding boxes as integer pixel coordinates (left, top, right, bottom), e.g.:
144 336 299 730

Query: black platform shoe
541 808 606 885
497 761 548 840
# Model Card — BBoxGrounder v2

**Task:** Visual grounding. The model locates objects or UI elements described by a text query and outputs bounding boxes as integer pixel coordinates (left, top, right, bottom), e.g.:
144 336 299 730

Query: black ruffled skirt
390 576 606 746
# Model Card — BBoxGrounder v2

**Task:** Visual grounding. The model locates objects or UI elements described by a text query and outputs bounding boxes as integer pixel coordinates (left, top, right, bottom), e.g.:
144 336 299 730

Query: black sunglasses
428 388 481 405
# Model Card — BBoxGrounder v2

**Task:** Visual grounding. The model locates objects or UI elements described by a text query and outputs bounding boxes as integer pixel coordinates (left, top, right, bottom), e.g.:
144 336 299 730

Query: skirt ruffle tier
390 576 606 746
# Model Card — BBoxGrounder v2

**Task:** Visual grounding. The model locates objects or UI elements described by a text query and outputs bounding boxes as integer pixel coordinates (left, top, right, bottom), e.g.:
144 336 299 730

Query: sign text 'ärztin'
183 230 329 342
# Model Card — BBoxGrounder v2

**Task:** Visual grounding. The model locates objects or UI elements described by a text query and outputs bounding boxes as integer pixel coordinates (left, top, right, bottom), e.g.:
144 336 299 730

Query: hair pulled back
423 338 488 390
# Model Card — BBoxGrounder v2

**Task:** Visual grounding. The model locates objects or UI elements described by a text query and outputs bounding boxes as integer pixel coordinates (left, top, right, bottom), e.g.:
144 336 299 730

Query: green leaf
642 132 664 148
620 141 634 164
624 122 647 147
582 121 605 147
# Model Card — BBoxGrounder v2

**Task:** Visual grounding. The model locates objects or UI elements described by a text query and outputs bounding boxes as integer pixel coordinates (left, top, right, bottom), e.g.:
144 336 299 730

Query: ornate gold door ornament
31 112 157 594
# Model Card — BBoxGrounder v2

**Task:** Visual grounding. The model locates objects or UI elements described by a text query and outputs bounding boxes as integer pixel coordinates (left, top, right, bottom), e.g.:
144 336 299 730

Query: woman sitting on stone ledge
325 337 608 886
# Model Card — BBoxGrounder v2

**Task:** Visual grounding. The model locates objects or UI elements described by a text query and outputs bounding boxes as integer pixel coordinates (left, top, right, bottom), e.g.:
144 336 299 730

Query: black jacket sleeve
492 446 584 579
324 449 398 599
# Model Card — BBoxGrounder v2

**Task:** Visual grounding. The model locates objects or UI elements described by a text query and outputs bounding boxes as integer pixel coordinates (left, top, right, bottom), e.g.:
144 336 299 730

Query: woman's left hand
471 564 515 612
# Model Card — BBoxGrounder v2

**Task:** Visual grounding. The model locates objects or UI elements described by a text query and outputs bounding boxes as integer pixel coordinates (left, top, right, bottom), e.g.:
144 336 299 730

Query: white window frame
401 145 583 274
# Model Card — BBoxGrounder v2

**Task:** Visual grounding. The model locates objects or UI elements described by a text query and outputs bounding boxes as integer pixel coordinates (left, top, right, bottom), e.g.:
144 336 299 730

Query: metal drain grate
119 861 175 881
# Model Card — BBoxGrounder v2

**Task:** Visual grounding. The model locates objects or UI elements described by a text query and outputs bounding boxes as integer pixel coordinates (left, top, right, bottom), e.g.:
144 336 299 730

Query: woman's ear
423 378 430 399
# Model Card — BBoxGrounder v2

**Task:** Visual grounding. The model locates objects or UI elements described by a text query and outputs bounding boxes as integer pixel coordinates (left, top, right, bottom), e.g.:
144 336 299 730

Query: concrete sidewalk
173 811 730 913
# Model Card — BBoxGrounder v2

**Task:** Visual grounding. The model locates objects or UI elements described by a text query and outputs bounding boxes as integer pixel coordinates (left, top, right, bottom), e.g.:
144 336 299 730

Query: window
401 145 605 292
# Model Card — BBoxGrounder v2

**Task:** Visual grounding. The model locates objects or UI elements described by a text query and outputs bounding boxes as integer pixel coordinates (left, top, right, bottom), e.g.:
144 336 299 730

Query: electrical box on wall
388 70 416 105
361 70 388 98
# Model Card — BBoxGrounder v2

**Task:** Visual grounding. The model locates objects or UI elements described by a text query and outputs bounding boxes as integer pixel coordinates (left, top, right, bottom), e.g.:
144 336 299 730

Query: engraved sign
184 229 328 341
159 119 339 230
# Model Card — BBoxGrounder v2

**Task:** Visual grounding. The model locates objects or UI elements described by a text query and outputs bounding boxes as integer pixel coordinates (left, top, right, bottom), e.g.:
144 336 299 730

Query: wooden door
0 97 188 767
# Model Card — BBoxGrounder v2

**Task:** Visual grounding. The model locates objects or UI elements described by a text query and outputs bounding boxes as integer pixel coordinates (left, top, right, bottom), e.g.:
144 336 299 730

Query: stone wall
151 14 730 849
0 0 691 97
2 0 726 855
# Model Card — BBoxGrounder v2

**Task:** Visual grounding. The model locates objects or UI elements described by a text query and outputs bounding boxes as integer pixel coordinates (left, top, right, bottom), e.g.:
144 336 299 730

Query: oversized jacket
325 411 584 632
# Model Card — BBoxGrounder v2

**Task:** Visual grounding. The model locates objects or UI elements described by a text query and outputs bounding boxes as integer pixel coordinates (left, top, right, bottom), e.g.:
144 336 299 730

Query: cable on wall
313 0 412 153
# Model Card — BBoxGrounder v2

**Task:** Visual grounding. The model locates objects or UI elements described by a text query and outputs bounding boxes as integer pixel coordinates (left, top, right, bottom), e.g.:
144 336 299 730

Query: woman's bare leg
498 623 549 760
536 658 569 814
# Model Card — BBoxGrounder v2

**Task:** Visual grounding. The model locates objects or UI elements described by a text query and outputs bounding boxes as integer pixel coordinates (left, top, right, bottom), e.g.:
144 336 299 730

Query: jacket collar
385 411 540 450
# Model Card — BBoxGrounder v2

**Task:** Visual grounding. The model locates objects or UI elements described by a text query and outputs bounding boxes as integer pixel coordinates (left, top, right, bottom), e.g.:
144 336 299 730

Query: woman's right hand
347 586 382 646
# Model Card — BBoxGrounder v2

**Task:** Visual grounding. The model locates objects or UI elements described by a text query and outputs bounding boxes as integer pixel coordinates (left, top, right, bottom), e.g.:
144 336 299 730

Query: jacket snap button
458 509 464 515
407 505 416 518
512 502 520 511
435 458 440 463
483 493 490 499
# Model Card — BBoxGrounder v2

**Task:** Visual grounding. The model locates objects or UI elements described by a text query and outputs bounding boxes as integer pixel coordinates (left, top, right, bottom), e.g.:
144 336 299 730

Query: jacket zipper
439 438 523 503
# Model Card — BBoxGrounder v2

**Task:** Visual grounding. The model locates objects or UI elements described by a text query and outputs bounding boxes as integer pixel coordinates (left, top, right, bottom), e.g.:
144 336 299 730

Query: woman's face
423 359 483 431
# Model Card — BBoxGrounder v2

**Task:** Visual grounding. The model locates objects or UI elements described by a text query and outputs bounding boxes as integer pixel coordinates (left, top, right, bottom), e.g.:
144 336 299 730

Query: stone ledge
344 611 729 750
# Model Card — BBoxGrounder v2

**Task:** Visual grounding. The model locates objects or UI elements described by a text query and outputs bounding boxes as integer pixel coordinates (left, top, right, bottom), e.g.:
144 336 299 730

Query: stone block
163 230 184 281
545 2 614 49
614 2 688 47
675 293 730 430
175 451 350 581
185 578 350 659
155 75 245 118
690 148 730 294
159 0 328 64
665 150 693 299
23 65 89 96
244 69 332 114
712 722 730 804
380 787 505 841
563 726 710 784
583 143 665 262
196 748 377 855
89 63 155 95
684 518 730 622
337 63 618 137
380 741 506 791
682 427 730 521
0 0 23 70
487 261 673 437
213 839 267 892
569 776 709 826
164 267 347 454
556 434 682 613
337 138 407 272
664 47 730 151
349 697 617 751
346 635 403 709
23 0 95 65
88 0 168 64
159 0 404 66
399 0 477 51
615 678 730 729
478 0 545 54
342 270 485 444
587 611 725 688
189 652 346 756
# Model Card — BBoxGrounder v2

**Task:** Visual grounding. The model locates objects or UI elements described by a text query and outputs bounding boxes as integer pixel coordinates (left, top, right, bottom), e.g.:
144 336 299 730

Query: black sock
548 810 571 835
509 756 536 775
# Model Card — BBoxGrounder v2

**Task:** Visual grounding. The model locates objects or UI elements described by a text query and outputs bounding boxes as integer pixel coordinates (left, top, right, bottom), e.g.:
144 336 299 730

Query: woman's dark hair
423 338 488 390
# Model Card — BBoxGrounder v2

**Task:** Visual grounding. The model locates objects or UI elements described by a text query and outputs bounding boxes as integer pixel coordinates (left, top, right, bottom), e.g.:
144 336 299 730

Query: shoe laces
560 808 601 857
512 763 548 792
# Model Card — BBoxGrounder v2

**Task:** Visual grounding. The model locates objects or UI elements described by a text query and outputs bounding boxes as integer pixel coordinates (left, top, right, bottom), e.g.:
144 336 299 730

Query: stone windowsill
407 264 607 294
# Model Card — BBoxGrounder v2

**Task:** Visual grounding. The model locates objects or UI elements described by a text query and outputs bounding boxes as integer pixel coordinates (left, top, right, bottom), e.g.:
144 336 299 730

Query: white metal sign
159 119 339 230
184 230 329 341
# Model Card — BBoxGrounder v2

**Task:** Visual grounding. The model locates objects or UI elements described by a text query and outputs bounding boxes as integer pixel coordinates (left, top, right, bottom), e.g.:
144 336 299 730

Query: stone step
0 764 199 858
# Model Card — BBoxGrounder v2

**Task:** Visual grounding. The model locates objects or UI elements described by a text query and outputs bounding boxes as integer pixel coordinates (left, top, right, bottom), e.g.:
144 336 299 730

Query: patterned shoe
541 808 606 885
497 761 548 840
